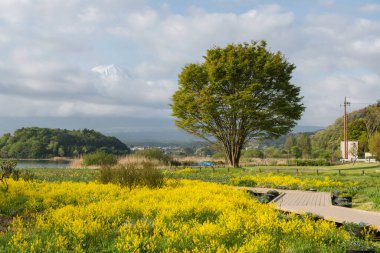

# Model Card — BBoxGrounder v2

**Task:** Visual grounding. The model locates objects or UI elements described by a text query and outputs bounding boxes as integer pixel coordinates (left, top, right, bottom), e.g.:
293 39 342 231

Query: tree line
0 127 130 159
238 103 380 161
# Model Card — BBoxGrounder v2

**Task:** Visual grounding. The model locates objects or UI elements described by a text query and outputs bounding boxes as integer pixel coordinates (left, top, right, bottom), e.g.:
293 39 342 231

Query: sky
0 0 379 137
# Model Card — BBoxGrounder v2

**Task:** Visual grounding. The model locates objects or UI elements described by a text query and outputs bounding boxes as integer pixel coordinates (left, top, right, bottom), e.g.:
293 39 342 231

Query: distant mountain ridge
108 125 325 146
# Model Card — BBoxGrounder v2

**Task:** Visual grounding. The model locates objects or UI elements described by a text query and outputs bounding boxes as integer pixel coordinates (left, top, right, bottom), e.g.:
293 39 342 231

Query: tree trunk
224 143 242 168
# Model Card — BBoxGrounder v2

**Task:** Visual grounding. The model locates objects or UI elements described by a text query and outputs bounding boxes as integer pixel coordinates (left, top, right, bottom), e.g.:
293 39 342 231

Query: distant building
340 141 358 160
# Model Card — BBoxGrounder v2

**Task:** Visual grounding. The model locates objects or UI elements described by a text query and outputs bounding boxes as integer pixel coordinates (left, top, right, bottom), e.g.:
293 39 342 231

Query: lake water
15 160 71 169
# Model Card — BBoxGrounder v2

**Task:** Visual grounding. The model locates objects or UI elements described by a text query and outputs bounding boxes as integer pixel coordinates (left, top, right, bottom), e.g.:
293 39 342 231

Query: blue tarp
194 161 214 166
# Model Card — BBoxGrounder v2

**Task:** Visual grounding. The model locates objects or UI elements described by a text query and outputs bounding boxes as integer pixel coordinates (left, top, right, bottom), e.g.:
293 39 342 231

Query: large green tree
171 41 304 167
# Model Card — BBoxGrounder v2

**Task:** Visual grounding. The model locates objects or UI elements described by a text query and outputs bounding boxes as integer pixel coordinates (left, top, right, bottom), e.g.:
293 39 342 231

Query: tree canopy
0 127 130 159
171 41 304 167
369 132 380 159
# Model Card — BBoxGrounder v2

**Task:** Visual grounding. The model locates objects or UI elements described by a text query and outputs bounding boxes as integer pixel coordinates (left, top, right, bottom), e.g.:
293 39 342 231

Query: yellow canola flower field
231 174 344 190
0 179 353 252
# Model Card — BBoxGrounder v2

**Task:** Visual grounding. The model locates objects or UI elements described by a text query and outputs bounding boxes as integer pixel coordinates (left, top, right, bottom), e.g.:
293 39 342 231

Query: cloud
118 4 295 63
0 3 297 119
0 1 379 130
299 73 380 125
360 3 380 13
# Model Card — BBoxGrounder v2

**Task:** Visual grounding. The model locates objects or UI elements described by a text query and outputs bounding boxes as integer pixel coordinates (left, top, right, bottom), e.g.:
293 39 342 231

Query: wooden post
259 168 261 173
338 169 341 175
362 170 364 175
199 167 202 172
212 166 215 172
317 169 319 175
296 169 299 176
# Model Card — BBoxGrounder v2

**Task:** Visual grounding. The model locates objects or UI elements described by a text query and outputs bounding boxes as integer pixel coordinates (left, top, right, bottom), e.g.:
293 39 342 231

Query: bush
294 159 331 166
134 148 171 165
140 162 164 189
0 160 18 191
169 160 181 166
83 151 118 167
20 170 36 181
258 190 280 203
99 163 164 190
230 177 257 187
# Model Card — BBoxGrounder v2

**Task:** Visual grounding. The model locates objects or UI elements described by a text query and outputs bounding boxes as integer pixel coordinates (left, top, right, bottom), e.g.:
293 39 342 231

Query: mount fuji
91 64 131 81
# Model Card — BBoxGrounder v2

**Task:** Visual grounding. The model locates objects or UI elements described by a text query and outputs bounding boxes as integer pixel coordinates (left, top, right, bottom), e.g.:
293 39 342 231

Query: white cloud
0 1 379 130
360 3 380 12
78 7 105 23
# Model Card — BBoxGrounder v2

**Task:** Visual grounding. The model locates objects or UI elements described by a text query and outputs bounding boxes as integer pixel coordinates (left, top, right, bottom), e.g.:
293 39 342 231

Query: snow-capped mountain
91 64 130 81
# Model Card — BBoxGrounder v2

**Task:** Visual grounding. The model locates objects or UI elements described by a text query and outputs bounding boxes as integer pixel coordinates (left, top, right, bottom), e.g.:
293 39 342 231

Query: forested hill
0 127 130 159
311 103 380 157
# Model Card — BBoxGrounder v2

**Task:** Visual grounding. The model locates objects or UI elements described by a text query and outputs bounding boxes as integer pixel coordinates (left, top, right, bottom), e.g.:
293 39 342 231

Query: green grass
18 168 99 182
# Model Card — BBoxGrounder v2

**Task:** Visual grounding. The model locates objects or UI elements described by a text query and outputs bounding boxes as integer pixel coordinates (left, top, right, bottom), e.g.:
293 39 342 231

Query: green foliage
212 152 226 159
99 163 164 190
83 151 118 167
18 168 98 182
297 133 311 158
264 146 283 158
0 127 130 159
284 135 297 151
368 132 380 159
134 148 171 164
20 170 37 181
171 41 304 167
293 159 331 166
0 160 18 191
291 146 302 159
241 149 264 159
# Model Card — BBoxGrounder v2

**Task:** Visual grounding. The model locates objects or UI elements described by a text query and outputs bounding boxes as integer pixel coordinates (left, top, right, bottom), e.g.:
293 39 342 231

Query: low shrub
83 151 118 167
169 160 181 166
99 163 164 190
332 190 353 208
258 190 280 203
140 162 165 189
231 174 342 190
293 159 331 166
0 160 18 191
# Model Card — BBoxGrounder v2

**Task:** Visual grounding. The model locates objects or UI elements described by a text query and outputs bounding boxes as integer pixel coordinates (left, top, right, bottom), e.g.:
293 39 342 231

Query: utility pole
343 97 350 159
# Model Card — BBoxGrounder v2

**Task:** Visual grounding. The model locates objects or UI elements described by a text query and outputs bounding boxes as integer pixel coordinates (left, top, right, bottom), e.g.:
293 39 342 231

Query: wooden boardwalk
246 187 380 230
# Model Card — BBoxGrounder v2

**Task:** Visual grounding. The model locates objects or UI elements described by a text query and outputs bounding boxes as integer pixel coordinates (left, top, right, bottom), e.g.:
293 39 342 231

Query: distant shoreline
3 158 73 162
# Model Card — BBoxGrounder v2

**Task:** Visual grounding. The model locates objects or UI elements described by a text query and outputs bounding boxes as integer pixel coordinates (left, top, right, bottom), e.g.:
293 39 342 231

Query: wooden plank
245 187 380 230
